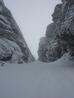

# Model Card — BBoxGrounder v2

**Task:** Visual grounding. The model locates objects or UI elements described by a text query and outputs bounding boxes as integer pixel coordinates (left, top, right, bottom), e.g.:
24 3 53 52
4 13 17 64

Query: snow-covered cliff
38 0 74 62
0 0 35 64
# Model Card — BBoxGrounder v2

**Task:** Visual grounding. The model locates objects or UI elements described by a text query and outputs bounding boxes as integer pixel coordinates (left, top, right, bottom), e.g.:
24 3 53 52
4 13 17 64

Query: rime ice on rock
38 0 74 62
0 0 35 64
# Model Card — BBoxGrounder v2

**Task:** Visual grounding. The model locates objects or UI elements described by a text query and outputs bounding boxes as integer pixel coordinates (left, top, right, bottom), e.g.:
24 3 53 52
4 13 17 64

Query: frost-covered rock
0 38 24 64
0 0 35 64
38 0 74 62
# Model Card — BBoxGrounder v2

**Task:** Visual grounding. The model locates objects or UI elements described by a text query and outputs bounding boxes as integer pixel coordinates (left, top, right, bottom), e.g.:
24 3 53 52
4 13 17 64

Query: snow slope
0 55 74 98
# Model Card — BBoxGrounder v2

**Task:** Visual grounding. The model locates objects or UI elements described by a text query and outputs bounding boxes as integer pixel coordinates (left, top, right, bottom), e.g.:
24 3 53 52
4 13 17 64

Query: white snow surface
0 54 74 98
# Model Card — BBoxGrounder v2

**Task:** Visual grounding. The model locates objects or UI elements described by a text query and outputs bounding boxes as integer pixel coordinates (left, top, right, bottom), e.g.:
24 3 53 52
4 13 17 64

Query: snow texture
0 55 74 98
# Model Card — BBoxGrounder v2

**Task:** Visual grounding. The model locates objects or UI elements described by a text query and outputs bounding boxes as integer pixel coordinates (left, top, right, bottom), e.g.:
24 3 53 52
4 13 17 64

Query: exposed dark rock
38 0 74 62
0 0 35 64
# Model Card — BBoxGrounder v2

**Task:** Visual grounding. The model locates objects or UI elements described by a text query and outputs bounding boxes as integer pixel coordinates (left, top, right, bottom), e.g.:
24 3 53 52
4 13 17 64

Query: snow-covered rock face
0 0 35 64
38 0 74 62
0 0 4 5
62 0 74 4
0 38 24 63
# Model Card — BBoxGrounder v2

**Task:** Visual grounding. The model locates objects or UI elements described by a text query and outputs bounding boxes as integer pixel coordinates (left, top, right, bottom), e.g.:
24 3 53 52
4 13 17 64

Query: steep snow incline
0 56 74 98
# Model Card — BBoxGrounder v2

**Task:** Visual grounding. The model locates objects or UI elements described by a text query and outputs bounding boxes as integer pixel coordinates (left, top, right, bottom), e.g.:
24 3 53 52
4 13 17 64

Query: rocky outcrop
0 0 35 64
38 0 74 62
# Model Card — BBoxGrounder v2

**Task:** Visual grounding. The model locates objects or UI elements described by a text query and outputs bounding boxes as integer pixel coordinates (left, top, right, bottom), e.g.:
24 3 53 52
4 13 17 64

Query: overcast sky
4 0 61 58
